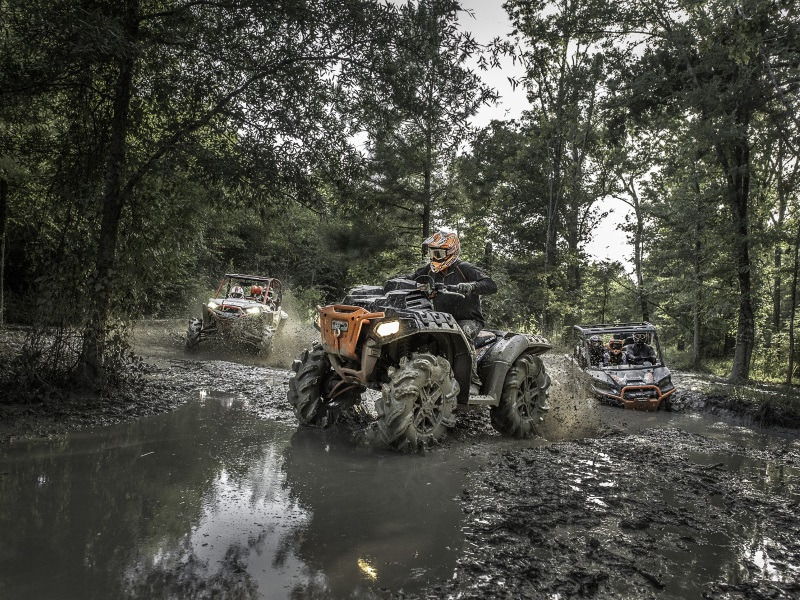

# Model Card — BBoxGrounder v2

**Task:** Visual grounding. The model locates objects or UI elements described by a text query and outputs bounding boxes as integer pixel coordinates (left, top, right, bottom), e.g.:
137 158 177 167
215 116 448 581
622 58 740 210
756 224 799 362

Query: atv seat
474 331 497 348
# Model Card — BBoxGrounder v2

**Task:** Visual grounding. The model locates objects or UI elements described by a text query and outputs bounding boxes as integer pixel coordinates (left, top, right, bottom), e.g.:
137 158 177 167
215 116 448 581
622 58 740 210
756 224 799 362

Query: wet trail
1 323 799 599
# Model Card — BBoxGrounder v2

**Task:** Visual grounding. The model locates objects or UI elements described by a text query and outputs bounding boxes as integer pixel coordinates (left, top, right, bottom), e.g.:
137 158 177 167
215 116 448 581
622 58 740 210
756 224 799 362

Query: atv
570 322 676 410
287 277 551 451
186 273 288 356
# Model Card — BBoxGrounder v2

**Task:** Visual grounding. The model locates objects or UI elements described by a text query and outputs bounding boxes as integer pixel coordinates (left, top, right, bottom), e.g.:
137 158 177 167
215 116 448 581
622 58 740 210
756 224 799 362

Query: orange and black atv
287 277 552 451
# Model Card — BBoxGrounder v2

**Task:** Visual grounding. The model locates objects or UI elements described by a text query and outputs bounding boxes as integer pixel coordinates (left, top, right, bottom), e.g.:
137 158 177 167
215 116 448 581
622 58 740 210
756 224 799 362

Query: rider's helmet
589 335 603 348
423 230 460 273
250 285 263 297
608 339 624 353
230 285 245 299
633 332 648 344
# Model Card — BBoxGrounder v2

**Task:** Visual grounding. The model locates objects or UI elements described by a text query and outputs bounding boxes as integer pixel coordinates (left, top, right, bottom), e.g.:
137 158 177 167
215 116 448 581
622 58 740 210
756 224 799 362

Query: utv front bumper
597 384 676 411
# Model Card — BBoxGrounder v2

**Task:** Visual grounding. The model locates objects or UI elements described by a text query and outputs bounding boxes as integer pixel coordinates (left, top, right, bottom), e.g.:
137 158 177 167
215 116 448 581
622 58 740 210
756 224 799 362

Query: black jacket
407 260 497 325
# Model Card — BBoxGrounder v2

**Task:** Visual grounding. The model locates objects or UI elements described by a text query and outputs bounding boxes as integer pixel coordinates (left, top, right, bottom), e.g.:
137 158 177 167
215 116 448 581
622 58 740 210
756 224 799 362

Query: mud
424 428 800 599
2 321 800 599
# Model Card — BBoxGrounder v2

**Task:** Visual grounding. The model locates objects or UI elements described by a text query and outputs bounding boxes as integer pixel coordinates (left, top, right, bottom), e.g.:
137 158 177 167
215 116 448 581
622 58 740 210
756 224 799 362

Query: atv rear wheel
490 352 550 438
186 318 202 351
376 353 458 451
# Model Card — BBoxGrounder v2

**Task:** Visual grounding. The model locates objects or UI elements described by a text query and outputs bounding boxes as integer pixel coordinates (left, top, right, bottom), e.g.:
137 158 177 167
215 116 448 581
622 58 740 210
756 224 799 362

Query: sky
456 0 633 267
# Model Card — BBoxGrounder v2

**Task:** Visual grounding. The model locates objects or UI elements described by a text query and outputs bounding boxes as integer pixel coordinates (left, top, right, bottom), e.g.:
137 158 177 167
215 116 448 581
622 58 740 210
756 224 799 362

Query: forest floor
2 320 800 598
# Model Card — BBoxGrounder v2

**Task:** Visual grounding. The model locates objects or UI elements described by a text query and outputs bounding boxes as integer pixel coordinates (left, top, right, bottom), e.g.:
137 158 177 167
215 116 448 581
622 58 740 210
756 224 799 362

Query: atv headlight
246 306 261 315
375 320 400 337
207 301 219 310
657 376 672 388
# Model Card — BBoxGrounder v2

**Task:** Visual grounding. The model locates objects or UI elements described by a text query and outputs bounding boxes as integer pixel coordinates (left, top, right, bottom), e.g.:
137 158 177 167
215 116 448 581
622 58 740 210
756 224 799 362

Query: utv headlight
246 306 261 315
207 301 219 310
593 378 615 391
375 320 401 337
657 376 672 388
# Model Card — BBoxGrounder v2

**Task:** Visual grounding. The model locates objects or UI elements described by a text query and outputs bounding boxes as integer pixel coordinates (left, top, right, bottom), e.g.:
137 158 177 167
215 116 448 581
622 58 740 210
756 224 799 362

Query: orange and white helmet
424 230 460 273
230 285 244 299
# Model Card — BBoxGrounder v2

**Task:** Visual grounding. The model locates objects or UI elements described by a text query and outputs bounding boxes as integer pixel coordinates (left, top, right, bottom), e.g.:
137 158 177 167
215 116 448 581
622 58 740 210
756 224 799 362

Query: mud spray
265 295 318 369
539 354 606 442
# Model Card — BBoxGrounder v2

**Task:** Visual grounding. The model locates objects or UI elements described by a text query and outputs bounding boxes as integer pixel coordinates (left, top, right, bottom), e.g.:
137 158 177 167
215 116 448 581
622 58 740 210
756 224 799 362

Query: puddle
0 393 474 599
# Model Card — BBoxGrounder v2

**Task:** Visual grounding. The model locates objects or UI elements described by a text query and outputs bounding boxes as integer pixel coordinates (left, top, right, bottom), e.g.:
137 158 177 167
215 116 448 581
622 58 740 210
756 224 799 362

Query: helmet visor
429 247 448 260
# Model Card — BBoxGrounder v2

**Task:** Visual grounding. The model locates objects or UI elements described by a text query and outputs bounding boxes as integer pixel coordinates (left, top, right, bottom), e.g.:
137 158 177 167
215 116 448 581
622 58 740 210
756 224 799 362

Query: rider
624 332 657 365
228 285 245 299
405 230 497 393
604 338 626 366
588 335 604 366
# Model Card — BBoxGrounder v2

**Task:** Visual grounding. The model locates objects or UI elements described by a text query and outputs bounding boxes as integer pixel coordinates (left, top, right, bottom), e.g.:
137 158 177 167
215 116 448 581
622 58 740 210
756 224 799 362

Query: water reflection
278 427 466 597
0 395 468 599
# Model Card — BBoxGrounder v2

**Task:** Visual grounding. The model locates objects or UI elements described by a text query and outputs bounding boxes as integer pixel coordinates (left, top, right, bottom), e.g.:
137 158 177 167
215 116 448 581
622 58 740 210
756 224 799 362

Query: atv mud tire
490 352 550 438
287 342 334 426
375 353 458 451
186 318 202 351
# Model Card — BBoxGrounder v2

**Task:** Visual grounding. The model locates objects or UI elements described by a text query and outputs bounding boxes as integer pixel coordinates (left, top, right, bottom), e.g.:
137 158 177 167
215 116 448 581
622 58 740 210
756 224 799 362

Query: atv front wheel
490 352 550 438
376 353 458 451
288 342 362 426
186 318 202 351
287 342 332 426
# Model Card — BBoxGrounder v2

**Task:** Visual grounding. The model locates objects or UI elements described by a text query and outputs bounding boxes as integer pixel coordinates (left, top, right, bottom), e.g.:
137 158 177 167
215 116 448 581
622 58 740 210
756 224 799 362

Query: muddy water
1 392 798 599
0 393 472 599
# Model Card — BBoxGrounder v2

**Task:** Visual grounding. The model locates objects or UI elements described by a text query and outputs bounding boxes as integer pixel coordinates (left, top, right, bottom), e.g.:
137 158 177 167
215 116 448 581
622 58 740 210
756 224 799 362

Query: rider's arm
457 263 497 296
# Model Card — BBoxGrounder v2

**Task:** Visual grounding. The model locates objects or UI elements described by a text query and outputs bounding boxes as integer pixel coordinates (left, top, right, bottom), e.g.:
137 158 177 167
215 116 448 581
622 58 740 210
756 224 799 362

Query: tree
353 0 497 249
1 0 399 382
579 0 800 380
504 0 609 334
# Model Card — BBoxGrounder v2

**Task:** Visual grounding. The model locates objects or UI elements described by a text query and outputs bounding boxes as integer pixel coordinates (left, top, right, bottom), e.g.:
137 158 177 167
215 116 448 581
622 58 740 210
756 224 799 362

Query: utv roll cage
572 322 665 367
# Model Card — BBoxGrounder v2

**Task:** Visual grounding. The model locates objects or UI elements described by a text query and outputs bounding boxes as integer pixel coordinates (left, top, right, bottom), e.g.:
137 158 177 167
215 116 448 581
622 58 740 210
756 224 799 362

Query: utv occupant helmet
230 285 245 299
424 230 460 273
589 335 603 347
633 333 648 344
608 339 624 352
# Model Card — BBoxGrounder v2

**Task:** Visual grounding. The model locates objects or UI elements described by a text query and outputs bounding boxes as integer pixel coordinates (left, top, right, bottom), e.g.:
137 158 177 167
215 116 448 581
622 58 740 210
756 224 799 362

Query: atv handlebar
414 276 465 298
435 283 465 298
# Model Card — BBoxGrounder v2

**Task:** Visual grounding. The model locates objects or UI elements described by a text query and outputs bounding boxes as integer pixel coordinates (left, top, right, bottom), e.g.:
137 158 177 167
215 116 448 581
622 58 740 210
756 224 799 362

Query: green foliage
2 0 800 391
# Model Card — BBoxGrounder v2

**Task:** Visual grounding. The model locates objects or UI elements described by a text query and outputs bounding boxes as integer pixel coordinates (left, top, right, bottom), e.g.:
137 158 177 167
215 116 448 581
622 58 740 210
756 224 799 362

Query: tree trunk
0 177 7 328
692 228 702 369
717 128 754 382
422 128 432 243
634 204 649 322
691 180 703 368
773 140 787 332
786 222 800 384
80 0 139 379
